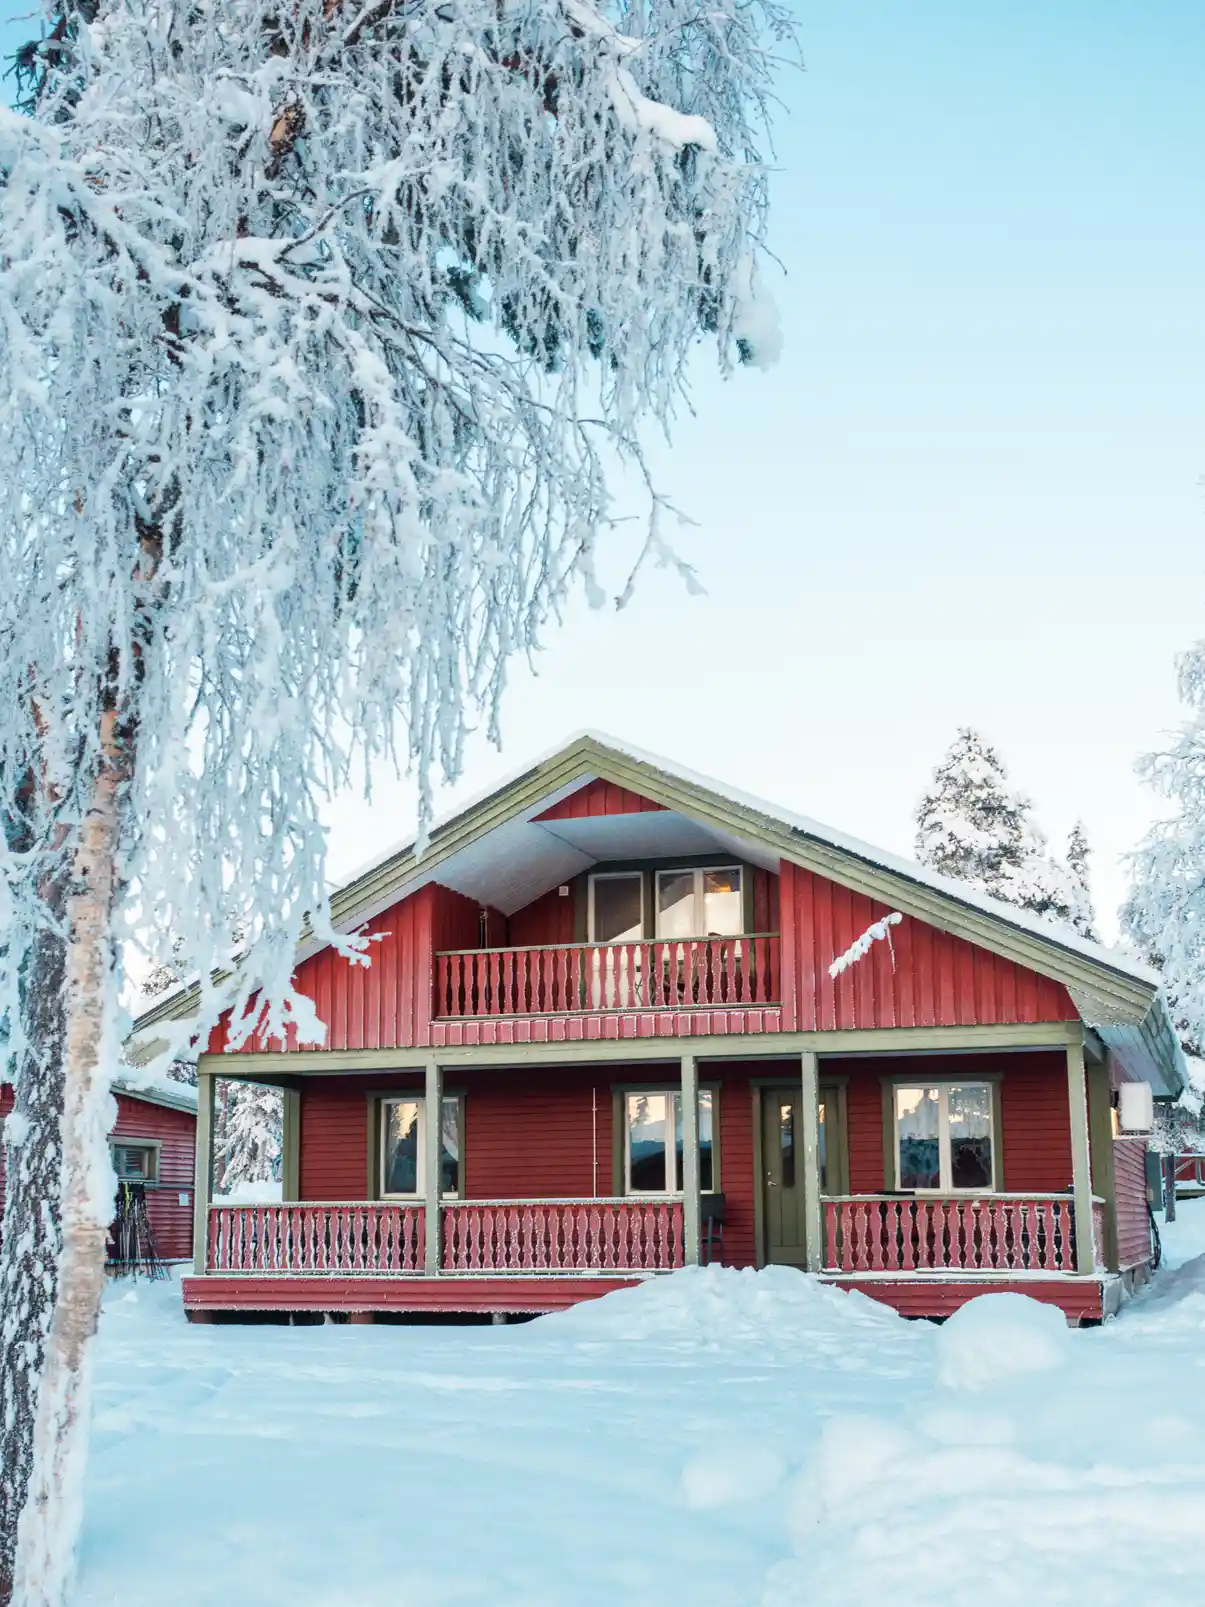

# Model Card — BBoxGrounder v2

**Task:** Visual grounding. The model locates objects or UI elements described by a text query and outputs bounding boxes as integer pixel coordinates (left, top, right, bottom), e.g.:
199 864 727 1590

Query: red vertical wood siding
298 1076 399 1198
832 1051 1073 1195
210 883 450 1056
507 885 577 949
778 861 1079 1030
534 780 666 820
1 1086 195 1261
111 1094 196 1261
1113 1136 1152 1270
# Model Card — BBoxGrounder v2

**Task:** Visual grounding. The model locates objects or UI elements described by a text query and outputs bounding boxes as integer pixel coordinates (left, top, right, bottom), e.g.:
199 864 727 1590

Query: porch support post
800 1052 822 1272
680 1053 701 1266
1066 1039 1097 1274
281 1086 301 1203
192 1070 215 1275
424 1057 442 1276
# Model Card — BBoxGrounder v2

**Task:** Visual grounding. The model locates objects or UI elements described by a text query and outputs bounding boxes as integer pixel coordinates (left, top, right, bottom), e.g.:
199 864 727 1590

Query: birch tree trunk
0 911 66 1607
11 709 129 1607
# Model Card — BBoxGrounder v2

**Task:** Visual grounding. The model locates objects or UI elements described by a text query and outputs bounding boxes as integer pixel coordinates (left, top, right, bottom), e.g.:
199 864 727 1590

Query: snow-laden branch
828 912 903 980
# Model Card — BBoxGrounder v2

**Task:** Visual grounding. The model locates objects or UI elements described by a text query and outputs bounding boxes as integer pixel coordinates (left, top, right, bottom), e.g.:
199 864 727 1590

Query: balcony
433 934 781 1021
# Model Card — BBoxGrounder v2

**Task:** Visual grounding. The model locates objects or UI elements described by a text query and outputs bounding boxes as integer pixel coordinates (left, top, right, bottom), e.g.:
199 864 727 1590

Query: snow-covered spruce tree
0 1 793 1598
1123 643 1205 1059
914 729 1079 926
216 1084 282 1195
1065 820 1098 941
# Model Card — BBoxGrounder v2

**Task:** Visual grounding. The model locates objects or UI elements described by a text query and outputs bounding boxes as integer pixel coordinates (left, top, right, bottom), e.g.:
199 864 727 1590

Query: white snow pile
935 1290 1071 1392
211 1178 282 1206
76 1218 1205 1607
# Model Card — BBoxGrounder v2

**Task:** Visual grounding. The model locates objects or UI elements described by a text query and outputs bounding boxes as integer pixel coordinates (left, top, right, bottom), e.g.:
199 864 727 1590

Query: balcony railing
206 1198 683 1276
822 1195 1106 1276
442 1198 684 1274
434 934 780 1019
207 1202 424 1275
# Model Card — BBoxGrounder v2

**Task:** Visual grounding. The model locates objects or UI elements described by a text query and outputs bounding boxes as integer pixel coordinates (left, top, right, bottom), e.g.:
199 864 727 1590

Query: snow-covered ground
78 1205 1205 1607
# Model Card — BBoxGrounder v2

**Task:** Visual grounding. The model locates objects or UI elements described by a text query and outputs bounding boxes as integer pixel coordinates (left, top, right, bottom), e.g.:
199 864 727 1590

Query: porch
181 1029 1120 1323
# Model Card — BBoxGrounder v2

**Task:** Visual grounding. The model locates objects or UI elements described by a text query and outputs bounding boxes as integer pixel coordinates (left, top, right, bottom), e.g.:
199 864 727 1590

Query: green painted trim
281 1089 300 1202
991 1081 1005 1193
751 1085 765 1268
424 1058 442 1275
681 1054 700 1265
1065 1042 1097 1274
365 1094 378 1199
192 1073 215 1276
197 1020 1087 1080
611 1090 623 1195
1087 1060 1119 1272
800 1053 821 1272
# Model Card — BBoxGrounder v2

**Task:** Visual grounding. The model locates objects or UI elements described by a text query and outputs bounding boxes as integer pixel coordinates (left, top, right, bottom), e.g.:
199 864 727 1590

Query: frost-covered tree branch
0 0 795 1598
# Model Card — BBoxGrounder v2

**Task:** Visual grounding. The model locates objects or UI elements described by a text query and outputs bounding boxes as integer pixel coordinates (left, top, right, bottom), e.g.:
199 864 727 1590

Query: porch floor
183 1268 1114 1323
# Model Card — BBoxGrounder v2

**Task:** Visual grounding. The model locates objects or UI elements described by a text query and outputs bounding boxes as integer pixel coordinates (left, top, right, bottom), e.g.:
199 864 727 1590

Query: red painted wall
831 1051 1073 1194
1113 1136 1152 1270
0 1086 195 1262
779 862 1079 1031
508 885 576 949
212 882 474 1056
534 780 665 820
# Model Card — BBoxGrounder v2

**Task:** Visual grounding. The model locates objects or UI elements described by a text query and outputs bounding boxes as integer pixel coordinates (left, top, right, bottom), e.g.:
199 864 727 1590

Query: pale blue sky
333 2 1205 936
6 2 1201 934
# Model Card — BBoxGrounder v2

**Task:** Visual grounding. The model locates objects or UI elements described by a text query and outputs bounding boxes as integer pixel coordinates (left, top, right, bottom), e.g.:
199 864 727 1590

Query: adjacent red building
134 735 1184 1324
0 1077 197 1265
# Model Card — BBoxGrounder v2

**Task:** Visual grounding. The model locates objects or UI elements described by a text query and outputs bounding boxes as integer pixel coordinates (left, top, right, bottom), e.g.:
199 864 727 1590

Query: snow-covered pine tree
1122 642 1205 1059
216 1084 283 1195
1065 821 1098 941
0 1 795 1598
914 729 1079 927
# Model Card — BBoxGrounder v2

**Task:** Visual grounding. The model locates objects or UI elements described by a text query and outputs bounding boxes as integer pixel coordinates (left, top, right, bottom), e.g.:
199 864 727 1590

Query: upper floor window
656 867 742 939
894 1083 994 1192
588 873 644 943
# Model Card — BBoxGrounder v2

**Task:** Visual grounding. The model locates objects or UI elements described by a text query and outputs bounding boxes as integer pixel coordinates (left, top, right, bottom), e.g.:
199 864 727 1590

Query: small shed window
111 1142 158 1184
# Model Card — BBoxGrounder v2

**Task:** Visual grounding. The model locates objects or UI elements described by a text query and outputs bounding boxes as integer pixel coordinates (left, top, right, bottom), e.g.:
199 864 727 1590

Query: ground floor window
624 1090 715 1194
380 1096 461 1199
894 1083 994 1192
111 1141 159 1184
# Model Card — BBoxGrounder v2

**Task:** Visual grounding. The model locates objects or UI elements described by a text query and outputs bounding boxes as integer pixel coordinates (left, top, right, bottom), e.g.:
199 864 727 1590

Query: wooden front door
760 1086 845 1266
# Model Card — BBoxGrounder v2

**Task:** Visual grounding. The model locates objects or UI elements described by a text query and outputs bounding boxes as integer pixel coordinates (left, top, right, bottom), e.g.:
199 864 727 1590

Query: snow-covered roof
336 728 1158 989
110 1072 198 1115
132 731 1182 1091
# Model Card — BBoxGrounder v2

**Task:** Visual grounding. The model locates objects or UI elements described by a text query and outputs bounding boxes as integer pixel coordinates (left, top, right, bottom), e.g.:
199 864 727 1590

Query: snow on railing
435 935 779 1019
823 1194 1095 1276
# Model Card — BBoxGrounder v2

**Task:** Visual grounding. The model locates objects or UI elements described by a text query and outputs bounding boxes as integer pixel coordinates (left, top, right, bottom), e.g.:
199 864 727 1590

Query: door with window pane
761 1088 840 1265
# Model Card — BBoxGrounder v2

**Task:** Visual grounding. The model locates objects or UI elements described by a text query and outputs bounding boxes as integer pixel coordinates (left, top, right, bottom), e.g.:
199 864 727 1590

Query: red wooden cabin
134 735 1184 1325
0 1076 197 1265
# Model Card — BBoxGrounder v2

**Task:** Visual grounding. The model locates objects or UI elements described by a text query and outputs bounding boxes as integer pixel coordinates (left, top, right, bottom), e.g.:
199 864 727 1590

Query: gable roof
131 731 1184 1091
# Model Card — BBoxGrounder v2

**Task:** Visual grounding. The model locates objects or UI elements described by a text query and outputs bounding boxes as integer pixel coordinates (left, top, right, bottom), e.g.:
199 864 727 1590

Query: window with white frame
380 1097 461 1199
894 1084 994 1192
624 1090 715 1194
111 1142 158 1184
656 867 743 939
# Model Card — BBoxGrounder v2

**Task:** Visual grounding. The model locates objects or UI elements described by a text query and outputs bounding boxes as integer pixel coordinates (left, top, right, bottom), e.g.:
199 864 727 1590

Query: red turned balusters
819 1195 1095 1276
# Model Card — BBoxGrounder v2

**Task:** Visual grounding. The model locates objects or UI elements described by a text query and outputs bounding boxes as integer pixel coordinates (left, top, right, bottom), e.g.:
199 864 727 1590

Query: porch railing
206 1198 683 1277
434 935 780 1019
441 1198 684 1274
207 1202 423 1275
822 1195 1105 1276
